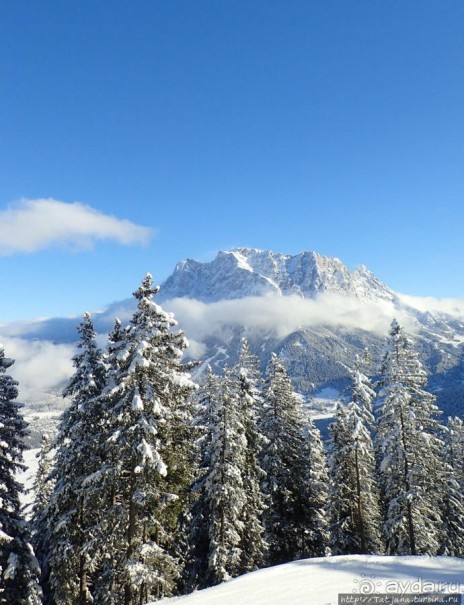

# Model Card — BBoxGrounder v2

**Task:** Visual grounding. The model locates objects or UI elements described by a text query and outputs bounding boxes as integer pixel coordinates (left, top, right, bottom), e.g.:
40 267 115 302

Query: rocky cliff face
160 248 396 303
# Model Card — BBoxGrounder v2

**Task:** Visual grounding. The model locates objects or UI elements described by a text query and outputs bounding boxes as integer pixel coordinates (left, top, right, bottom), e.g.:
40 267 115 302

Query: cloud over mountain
166 292 416 343
398 293 464 317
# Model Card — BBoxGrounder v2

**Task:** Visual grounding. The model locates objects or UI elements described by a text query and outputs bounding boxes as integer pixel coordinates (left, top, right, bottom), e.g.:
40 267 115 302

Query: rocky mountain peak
160 247 396 304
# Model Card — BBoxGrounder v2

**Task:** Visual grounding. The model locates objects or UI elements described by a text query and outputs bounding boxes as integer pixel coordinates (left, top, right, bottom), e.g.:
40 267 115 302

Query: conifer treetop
133 272 160 301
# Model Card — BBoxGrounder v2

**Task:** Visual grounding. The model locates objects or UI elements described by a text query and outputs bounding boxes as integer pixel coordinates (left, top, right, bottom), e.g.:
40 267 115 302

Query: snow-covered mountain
3 247 464 417
158 248 464 415
161 248 396 303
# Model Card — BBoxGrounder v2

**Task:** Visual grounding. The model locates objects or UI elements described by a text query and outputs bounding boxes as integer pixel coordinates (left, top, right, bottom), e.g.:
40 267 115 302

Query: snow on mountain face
160 248 396 304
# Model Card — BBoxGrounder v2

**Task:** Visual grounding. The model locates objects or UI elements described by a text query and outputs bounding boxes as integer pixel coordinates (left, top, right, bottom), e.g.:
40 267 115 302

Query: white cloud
398 293 464 318
184 339 208 360
166 292 417 346
0 337 75 403
0 198 152 255
0 292 422 406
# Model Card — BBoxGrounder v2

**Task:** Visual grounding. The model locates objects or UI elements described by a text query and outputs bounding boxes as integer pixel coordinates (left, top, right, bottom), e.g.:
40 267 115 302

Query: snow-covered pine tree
438 417 464 557
375 319 444 555
328 358 383 555
46 313 107 605
92 274 197 605
231 339 267 573
90 318 130 605
327 402 354 554
444 416 464 489
0 344 42 604
203 368 246 586
30 435 54 604
260 353 308 565
183 366 218 592
302 416 330 558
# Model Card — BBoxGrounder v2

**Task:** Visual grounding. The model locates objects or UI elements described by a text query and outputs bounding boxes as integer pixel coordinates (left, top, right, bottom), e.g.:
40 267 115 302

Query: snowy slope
158 555 464 605
17 447 40 514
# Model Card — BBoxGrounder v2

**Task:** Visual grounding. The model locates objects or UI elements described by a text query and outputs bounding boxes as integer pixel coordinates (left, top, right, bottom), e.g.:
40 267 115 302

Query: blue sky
1 1 464 322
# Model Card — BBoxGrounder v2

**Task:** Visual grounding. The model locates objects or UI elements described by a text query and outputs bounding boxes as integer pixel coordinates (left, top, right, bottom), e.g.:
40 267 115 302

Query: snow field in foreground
158 555 464 605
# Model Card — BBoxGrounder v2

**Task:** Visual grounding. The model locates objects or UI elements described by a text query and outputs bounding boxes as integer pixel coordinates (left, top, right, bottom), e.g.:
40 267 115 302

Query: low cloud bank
166 292 417 344
0 198 152 255
398 293 464 318
4 291 461 406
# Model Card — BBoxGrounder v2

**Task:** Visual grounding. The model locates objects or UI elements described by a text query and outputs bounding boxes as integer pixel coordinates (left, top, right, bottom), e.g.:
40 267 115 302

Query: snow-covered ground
24 409 60 448
15 410 60 514
158 555 464 605
308 386 340 419
17 447 40 515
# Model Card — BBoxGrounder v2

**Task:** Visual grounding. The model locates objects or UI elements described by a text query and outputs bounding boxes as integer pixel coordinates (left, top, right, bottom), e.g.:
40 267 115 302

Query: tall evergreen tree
89 317 128 605
328 358 383 555
260 353 308 565
184 367 219 591
303 417 330 558
0 345 42 604
202 369 247 586
327 402 354 554
46 313 107 605
30 435 54 604
444 416 464 489
231 339 267 573
438 417 464 557
187 346 267 590
92 274 197 605
375 319 444 555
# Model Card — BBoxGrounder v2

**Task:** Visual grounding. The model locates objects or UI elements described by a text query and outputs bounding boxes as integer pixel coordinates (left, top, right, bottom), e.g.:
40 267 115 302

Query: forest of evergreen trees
1 275 464 604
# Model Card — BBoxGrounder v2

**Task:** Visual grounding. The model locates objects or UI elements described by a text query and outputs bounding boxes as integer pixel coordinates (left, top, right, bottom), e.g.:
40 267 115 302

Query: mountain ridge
160 247 397 304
